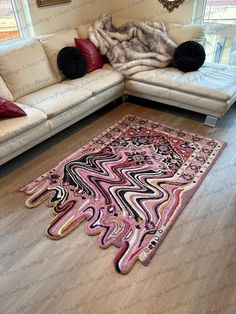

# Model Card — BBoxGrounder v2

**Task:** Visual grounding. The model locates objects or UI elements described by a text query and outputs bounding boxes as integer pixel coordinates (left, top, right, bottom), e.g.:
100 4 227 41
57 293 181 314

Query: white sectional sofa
125 62 236 127
0 21 236 166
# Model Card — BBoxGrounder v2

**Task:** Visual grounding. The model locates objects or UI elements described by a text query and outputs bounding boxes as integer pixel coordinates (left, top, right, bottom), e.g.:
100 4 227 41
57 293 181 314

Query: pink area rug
21 115 226 274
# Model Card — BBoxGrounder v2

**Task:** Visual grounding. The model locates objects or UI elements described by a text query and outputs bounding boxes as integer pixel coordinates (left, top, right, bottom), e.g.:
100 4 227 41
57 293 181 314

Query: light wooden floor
0 98 236 314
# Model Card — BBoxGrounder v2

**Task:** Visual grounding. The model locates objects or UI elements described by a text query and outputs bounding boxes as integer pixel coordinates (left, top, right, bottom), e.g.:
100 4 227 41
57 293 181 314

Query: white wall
26 0 196 36
27 0 112 36
111 0 196 24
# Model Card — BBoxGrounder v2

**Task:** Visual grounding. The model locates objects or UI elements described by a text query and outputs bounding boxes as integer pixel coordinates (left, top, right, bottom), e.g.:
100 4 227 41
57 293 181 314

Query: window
0 0 34 44
194 0 236 65
0 0 21 42
204 0 236 25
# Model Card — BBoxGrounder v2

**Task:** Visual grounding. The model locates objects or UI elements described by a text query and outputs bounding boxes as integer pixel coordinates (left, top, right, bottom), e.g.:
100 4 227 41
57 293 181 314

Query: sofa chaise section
125 63 236 127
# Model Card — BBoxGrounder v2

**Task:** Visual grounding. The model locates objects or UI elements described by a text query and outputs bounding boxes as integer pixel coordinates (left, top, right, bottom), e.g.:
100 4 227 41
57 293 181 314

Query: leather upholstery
17 83 92 118
0 103 47 144
0 39 58 100
125 80 229 115
63 69 124 95
74 38 105 73
0 98 26 118
129 63 236 102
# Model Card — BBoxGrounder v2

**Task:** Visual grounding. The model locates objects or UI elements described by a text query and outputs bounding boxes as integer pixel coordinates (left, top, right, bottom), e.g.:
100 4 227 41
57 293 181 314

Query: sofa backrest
37 27 79 82
0 39 58 100
112 16 205 45
165 23 205 45
0 17 205 102
76 23 92 39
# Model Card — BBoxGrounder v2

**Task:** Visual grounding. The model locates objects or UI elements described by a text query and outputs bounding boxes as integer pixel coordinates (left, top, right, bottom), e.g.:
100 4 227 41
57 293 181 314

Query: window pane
204 0 236 24
203 0 236 64
0 0 20 42
205 34 236 64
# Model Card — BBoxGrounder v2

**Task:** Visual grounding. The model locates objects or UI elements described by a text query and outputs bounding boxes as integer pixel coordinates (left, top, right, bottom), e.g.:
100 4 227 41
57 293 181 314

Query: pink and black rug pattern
21 116 226 274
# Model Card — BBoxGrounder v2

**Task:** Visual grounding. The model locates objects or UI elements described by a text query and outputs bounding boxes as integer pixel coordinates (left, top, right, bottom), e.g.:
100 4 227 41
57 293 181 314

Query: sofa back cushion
113 16 205 44
112 16 131 28
76 23 92 39
0 39 58 100
38 28 79 81
0 76 14 101
166 23 205 45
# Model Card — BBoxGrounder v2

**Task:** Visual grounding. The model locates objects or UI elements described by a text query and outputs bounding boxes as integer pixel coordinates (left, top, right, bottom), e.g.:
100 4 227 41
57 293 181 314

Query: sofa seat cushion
0 104 47 144
130 63 236 102
0 39 58 100
17 83 92 118
63 69 124 95
48 83 124 131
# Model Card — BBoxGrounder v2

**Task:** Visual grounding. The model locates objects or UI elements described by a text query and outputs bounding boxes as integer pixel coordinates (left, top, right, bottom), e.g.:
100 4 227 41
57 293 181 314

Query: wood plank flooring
0 98 236 314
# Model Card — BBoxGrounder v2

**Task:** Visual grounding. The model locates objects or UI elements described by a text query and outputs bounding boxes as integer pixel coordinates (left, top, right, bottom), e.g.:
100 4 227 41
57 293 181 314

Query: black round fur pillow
57 47 87 79
173 41 206 73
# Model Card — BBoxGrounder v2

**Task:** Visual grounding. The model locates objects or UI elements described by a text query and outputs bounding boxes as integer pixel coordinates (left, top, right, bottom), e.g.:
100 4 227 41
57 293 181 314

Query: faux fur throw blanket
88 14 177 76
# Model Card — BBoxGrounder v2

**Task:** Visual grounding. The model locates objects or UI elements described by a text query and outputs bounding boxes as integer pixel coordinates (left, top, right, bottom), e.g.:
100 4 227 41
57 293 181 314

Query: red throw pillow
74 38 105 73
0 97 26 118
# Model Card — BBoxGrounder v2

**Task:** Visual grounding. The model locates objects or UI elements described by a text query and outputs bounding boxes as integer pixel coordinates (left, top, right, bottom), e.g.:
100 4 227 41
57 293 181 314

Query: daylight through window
0 0 21 42
202 0 236 65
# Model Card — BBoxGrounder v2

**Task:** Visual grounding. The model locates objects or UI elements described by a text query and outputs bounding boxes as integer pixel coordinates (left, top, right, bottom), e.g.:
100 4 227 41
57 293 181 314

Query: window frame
0 0 34 45
193 0 236 64
193 0 236 36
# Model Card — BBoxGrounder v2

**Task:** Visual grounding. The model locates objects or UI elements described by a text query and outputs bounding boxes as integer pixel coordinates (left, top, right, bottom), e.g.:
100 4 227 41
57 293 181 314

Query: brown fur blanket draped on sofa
88 14 177 76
